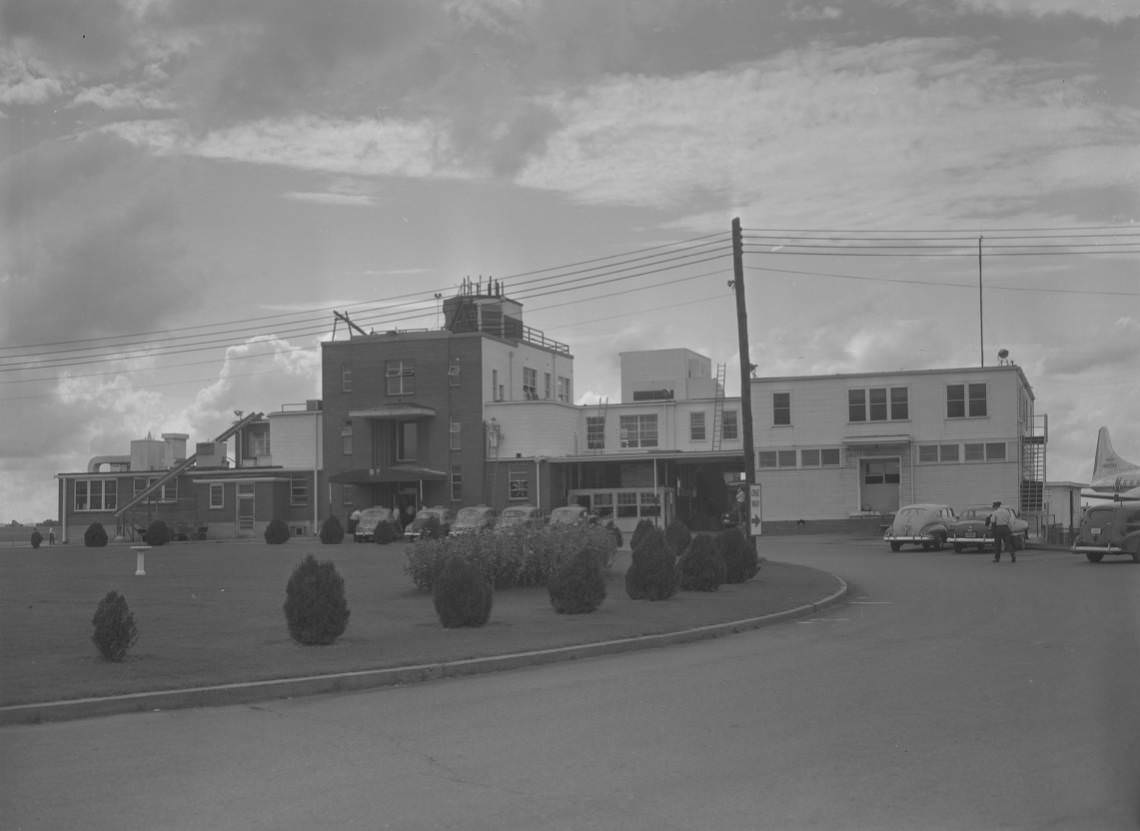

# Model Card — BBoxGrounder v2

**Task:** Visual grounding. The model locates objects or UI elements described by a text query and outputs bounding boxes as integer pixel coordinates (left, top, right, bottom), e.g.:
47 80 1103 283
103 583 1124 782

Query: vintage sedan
451 505 498 535
884 503 957 551
353 506 399 543
402 506 456 541
1071 501 1140 563
947 505 1030 553
495 504 543 532
548 504 595 526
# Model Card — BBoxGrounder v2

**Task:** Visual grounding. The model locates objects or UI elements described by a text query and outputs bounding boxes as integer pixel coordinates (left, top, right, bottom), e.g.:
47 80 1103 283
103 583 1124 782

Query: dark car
451 505 498 535
947 505 1029 553
548 505 595 526
403 506 456 541
883 503 956 551
1071 502 1140 563
495 504 543 532
353 506 399 543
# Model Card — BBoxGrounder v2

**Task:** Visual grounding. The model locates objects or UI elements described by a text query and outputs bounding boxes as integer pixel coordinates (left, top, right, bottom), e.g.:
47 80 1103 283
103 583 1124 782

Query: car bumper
948 534 993 546
883 535 937 544
1072 544 1125 555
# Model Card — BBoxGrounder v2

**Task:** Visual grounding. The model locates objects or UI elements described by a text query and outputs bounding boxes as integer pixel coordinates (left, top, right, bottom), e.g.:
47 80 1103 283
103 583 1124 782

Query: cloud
283 191 377 206
0 50 67 106
953 0 1140 23
70 83 174 112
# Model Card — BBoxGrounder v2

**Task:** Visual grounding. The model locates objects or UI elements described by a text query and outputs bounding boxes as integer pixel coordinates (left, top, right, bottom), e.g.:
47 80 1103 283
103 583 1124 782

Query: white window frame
690 411 706 441
508 471 529 500
619 414 658 448
385 359 416 396
522 367 538 400
722 411 738 440
586 416 605 450
290 476 308 507
773 392 791 426
209 483 224 509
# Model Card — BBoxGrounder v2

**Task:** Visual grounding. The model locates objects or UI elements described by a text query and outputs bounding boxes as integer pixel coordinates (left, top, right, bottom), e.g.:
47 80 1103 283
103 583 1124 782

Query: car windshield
959 507 992 520
550 507 584 523
895 507 929 522
456 508 489 523
499 507 534 525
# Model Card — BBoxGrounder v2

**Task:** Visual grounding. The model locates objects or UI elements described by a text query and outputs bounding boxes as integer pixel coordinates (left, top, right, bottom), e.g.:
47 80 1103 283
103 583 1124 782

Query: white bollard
132 545 150 576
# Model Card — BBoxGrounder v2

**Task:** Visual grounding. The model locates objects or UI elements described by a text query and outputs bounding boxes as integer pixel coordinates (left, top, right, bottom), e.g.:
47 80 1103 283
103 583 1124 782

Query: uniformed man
988 500 1016 563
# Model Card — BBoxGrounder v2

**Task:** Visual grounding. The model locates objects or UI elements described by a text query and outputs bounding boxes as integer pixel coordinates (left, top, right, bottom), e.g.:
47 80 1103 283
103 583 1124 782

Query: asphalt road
3 538 1138 831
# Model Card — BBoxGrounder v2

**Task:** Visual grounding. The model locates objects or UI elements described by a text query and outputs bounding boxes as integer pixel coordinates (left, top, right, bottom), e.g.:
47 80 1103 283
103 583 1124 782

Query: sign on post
749 484 763 536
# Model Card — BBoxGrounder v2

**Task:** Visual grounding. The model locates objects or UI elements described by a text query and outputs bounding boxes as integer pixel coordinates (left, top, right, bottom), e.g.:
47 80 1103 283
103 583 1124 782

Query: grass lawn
0 539 839 707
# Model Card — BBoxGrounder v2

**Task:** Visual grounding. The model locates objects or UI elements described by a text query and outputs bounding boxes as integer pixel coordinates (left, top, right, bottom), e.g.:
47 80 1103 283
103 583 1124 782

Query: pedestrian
48 528 55 545
348 508 361 539
988 500 1017 563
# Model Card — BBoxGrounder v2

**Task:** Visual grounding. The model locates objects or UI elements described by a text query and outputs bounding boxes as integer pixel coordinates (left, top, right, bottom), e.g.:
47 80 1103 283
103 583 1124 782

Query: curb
0 575 848 727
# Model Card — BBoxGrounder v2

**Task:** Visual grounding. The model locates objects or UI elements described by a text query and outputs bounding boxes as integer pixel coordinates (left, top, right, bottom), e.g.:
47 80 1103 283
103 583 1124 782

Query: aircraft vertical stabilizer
1092 427 1137 480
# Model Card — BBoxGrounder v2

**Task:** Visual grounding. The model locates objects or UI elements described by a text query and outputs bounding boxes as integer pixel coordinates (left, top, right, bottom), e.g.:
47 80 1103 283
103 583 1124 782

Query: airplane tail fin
1093 427 1139 480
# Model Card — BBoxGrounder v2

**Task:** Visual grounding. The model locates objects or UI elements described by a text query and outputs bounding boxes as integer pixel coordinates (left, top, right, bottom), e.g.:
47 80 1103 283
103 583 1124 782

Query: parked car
451 505 498 535
1071 501 1140 563
548 505 595 526
495 504 543 532
403 506 455 541
354 506 399 542
884 503 957 551
947 504 1030 553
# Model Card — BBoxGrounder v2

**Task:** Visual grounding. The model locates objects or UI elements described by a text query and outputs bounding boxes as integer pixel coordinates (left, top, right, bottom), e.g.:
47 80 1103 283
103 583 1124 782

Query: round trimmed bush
630 518 655 553
320 515 345 544
92 590 138 662
30 529 43 549
264 518 291 544
664 519 692 559
145 519 170 546
283 555 351 645
624 527 679 601
678 534 727 591
420 513 444 540
718 527 759 583
374 519 401 544
432 554 493 628
84 522 109 548
548 546 607 614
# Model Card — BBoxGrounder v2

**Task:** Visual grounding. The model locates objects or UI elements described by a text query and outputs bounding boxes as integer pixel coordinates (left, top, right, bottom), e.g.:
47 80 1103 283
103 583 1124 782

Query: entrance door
237 482 255 535
397 486 418 530
861 459 900 513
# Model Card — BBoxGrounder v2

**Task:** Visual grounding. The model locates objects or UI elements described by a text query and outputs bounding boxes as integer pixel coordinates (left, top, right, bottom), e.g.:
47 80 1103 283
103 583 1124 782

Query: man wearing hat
987 500 1016 563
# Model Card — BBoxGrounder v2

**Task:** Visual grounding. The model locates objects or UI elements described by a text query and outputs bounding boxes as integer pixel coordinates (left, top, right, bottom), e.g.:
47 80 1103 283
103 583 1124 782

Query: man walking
988 500 1016 563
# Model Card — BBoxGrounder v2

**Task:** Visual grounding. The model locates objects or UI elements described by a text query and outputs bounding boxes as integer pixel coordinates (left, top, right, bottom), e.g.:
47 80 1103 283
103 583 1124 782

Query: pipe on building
87 455 130 473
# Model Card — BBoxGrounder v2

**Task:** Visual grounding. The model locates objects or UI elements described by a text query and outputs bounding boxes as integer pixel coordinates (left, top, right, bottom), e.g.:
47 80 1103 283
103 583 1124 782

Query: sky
2 0 1138 524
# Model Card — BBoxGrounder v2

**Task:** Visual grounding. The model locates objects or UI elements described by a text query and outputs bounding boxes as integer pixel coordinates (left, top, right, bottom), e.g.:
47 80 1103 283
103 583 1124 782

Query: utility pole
731 218 757 529
978 235 984 367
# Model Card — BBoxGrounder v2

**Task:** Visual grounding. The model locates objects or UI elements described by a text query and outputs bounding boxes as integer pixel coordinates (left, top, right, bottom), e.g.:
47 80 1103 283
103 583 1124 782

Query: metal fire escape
1020 413 1047 519
710 362 727 451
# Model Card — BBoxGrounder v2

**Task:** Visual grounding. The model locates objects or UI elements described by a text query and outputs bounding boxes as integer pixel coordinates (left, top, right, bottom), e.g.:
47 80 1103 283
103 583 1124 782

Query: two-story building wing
749 364 1042 531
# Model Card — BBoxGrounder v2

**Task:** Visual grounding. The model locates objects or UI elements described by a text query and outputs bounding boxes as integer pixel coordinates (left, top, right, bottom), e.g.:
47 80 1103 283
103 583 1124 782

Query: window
617 492 638 518
508 471 529 500
778 450 797 468
802 449 820 467
869 388 887 421
948 383 988 418
209 483 224 509
633 389 674 401
969 384 987 417
690 411 706 441
448 358 461 387
964 442 985 461
385 359 416 396
849 389 866 422
758 451 778 468
341 422 353 455
523 367 538 400
450 420 461 451
492 369 501 401
919 445 938 463
450 465 462 502
397 422 418 461
593 493 614 520
723 411 738 440
544 372 552 399
986 442 1007 461
890 387 909 420
133 477 176 502
557 376 571 403
619 414 658 448
75 480 89 511
773 392 790 426
940 444 959 462
341 364 352 393
290 476 308 507
821 448 841 466
639 491 661 517
587 416 605 450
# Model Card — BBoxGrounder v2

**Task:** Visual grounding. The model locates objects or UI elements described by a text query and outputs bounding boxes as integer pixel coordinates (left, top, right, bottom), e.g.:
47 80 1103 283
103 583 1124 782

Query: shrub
420 513 444 540
91 590 138 662
432 554 493 628
664 519 692 559
264 518 291 545
604 520 623 548
374 519 402 544
718 527 759 583
30 529 43 549
84 522 109 548
320 515 345 545
624 527 679 601
548 546 607 614
283 555 350 645
678 534 727 591
145 519 171 547
630 519 655 553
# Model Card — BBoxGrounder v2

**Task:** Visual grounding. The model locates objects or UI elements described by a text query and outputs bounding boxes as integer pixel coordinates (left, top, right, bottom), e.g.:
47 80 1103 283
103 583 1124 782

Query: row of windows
340 359 463 396
770 383 990 427
756 441 1011 471
75 477 310 512
497 368 571 403
758 448 843 469
688 411 739 442
584 412 740 450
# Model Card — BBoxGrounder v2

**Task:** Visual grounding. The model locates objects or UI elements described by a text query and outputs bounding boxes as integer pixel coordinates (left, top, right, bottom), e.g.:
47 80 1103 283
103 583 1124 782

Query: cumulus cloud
954 0 1140 23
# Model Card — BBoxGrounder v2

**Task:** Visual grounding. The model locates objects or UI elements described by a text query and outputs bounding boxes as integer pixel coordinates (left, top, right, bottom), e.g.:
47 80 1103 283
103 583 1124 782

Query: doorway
236 482 255 535
860 458 900 513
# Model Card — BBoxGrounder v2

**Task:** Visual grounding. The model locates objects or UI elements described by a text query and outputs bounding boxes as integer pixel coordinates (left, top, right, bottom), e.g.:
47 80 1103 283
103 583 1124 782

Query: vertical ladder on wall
1020 413 1047 521
711 362 727 451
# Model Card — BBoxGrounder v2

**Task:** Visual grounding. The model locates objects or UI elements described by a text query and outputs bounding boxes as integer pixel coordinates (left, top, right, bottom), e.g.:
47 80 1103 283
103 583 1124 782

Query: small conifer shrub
548 546 607 614
374 519 402 544
320 515 345 544
432 554 493 628
678 534 727 591
664 519 692 559
145 519 171 546
718 527 759 583
420 513 444 540
630 518 655 554
264 518 291 544
91 590 138 662
624 527 679 601
84 522 109 548
30 529 43 549
283 555 350 645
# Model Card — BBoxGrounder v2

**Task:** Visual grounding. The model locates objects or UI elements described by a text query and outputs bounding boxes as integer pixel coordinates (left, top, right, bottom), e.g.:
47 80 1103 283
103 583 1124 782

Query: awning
841 435 912 446
329 465 448 484
348 405 436 420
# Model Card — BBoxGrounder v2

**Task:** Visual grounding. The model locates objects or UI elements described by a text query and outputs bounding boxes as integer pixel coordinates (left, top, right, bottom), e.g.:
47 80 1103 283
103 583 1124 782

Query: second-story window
385 359 416 396
523 367 538 400
341 364 352 393
450 420 461 451
341 422 352 455
849 389 866 422
557 376 571 403
587 416 605 450
773 392 790 426
722 411 739 440
544 372 552 399
947 383 988 418
619 414 658 448
396 422 418 461
690 411 706 441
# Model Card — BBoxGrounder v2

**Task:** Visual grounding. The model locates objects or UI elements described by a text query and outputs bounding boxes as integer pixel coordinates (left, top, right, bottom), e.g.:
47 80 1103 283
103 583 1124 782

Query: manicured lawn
0 539 837 707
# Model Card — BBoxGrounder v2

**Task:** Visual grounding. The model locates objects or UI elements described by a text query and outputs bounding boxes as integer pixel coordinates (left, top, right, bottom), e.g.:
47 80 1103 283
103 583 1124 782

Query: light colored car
353 506 398 542
403 506 456 541
884 503 957 552
1071 502 1140 563
451 505 498 535
495 504 543 531
548 505 595 526
947 504 1029 553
